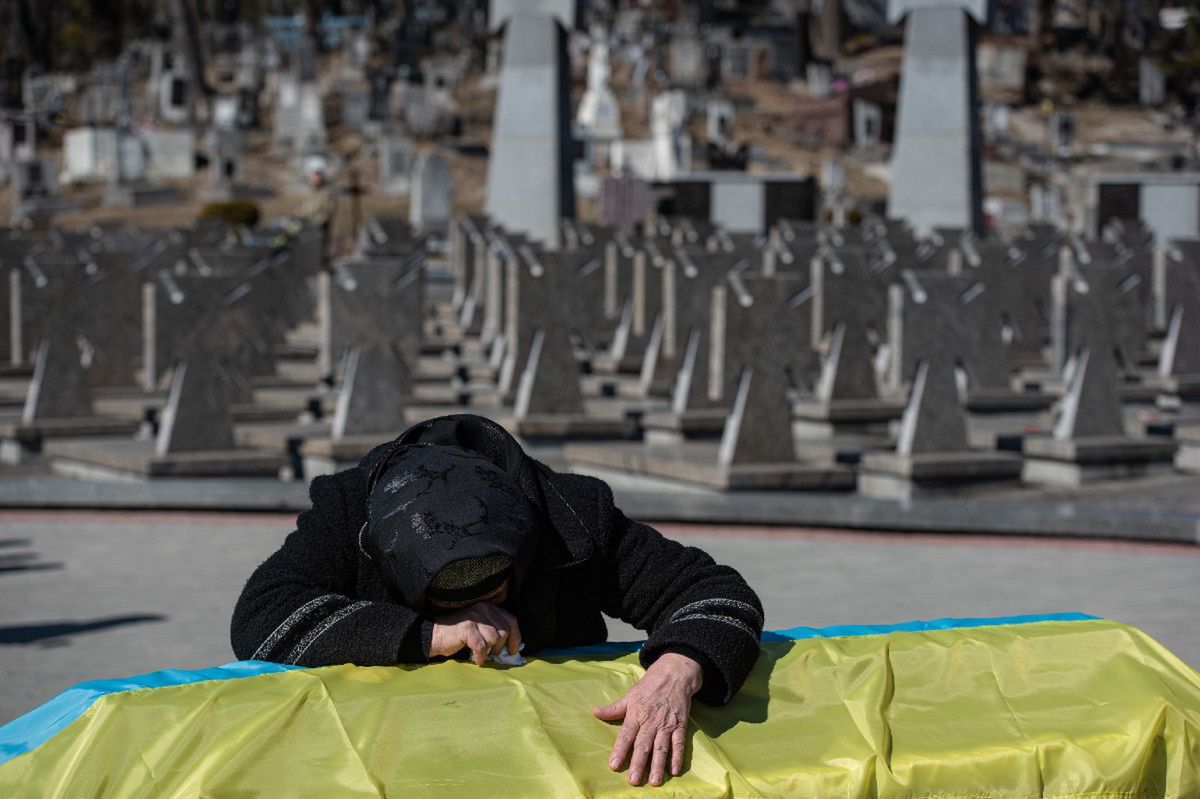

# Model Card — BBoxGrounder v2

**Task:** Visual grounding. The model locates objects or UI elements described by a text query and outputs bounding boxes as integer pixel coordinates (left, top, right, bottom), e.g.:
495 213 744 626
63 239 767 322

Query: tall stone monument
886 0 987 237
484 13 575 248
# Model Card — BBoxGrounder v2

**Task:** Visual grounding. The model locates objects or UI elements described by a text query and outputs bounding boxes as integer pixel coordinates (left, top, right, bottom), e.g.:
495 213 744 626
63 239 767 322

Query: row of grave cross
0 211 1197 485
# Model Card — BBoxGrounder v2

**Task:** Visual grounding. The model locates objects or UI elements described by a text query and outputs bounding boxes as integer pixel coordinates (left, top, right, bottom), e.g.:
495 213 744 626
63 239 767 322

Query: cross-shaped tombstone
712 273 851 487
1151 240 1200 398
327 256 425 378
894 358 970 456
1052 260 1146 378
450 215 487 324
21 327 94 424
479 228 530 352
500 246 591 401
331 340 413 439
409 150 453 232
155 354 237 456
807 247 896 404
71 256 152 388
1153 240 1200 332
809 246 894 346
715 271 815 401
1023 288 1177 486
142 269 236 389
716 276 802 464
856 351 1023 499
966 239 1056 365
657 248 746 415
886 270 1010 392
506 246 622 422
557 244 611 354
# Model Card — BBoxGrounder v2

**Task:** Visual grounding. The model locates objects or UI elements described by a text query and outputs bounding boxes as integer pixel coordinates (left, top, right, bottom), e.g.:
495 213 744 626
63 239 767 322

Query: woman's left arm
598 505 765 706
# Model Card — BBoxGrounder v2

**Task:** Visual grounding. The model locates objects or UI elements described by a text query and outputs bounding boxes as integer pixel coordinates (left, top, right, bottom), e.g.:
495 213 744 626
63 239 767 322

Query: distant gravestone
1053 347 1123 440
852 99 883 149
410 151 453 231
378 133 413 196
895 359 969 456
887 0 986 236
1049 111 1075 158
116 132 147 183
332 341 412 438
1139 57 1166 107
144 129 196 179
513 325 585 418
576 36 621 143
1158 303 1200 382
0 114 35 177
296 83 327 155
489 0 580 31
599 173 650 233
155 357 236 455
159 73 190 124
669 35 706 87
272 74 301 152
22 333 92 423
213 94 240 130
204 129 244 199
63 127 119 182
341 84 370 130
805 63 833 98
484 14 575 248
706 99 734 146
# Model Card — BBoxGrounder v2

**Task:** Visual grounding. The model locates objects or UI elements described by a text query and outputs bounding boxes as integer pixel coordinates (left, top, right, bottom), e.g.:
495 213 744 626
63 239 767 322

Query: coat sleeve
230 474 432 667
596 494 764 706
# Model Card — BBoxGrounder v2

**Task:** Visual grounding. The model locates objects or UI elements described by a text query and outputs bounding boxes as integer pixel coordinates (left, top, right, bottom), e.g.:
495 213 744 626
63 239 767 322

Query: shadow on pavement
0 539 63 576
0 615 167 647
0 551 64 575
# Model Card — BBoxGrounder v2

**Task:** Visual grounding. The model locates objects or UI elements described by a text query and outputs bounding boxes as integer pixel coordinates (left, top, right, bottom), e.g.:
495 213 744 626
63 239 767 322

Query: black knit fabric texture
363 445 537 609
231 414 764 706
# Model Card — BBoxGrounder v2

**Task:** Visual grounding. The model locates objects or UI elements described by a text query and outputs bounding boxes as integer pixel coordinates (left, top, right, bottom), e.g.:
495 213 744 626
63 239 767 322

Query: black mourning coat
231 415 763 704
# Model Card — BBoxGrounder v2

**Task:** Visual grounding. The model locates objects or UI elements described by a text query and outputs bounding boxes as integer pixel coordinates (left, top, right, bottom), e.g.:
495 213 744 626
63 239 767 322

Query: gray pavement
3 470 1200 543
0 510 1197 726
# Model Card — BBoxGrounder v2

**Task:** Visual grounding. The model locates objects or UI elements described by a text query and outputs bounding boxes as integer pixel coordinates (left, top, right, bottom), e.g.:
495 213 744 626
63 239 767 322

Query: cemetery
0 0 1198 795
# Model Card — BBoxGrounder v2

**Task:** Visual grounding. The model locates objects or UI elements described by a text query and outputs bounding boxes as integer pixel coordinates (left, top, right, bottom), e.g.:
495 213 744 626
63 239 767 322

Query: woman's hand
593 652 703 786
429 602 522 665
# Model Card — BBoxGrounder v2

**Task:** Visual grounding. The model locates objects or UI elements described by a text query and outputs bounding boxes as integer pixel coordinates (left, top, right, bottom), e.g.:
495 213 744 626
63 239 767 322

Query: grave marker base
590 353 645 375
493 413 638 442
858 451 1022 500
44 438 286 478
1174 427 1200 474
793 397 906 426
565 441 855 491
966 388 1056 413
0 415 142 461
641 409 727 443
1021 435 1178 487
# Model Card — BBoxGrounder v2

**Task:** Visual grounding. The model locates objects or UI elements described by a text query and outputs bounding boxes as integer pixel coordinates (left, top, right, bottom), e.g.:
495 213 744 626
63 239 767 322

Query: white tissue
488 643 526 666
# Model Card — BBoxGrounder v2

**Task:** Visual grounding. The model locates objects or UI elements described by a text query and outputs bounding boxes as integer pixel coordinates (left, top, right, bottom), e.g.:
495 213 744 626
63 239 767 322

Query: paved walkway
1 510 1196 725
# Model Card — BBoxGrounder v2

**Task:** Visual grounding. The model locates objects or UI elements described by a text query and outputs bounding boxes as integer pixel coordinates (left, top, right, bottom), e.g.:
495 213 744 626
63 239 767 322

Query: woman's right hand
429 602 523 665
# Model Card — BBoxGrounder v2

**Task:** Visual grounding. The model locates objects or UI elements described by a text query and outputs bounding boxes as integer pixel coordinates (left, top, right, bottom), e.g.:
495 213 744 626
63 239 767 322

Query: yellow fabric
2 618 1199 798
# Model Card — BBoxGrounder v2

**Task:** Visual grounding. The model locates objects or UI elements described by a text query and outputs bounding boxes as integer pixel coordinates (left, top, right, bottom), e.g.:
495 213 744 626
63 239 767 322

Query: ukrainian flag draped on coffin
1 614 1199 798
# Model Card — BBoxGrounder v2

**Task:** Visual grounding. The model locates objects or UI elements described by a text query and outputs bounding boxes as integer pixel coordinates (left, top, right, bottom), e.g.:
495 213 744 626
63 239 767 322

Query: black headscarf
361 441 540 610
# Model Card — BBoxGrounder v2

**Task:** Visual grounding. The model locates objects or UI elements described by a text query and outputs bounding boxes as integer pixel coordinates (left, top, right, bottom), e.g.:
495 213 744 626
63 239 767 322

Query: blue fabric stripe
760 611 1100 643
0 660 302 765
0 612 1101 768
540 611 1101 656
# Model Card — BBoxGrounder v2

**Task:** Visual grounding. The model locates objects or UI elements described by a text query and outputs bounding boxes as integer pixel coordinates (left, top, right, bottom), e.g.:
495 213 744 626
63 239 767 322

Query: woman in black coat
232 414 763 787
